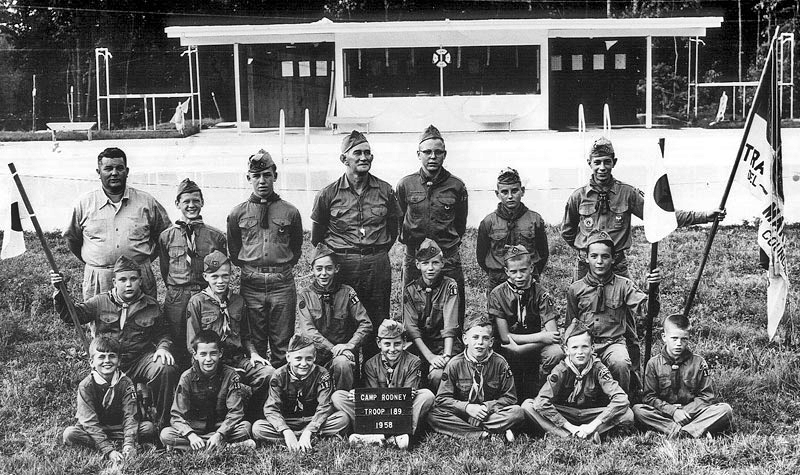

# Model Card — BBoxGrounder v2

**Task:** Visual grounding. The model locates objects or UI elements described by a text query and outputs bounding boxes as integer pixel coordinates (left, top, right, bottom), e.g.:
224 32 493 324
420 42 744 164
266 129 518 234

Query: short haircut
97 147 127 166
191 329 222 351
504 253 532 268
90 334 121 357
663 313 691 331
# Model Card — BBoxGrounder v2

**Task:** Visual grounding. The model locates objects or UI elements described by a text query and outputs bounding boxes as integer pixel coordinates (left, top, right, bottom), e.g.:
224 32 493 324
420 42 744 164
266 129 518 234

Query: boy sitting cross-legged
252 334 349 452
63 335 155 464
332 319 435 450
633 313 732 439
522 321 633 443
427 315 524 441
296 243 373 391
160 330 255 451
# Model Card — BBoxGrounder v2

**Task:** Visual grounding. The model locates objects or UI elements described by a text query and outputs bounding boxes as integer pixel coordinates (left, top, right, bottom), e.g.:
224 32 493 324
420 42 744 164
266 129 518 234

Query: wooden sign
353 387 412 435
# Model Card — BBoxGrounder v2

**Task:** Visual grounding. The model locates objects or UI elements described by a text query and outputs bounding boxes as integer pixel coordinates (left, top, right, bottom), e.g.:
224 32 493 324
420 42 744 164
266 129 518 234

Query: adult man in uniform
65 147 171 300
311 130 400 360
396 125 468 324
227 150 303 368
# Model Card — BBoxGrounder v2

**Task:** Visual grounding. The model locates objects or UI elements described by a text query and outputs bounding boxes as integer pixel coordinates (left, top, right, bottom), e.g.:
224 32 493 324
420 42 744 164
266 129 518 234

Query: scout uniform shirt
534 358 629 427
476 204 549 276
396 168 468 252
642 347 716 417
264 364 335 433
170 363 245 438
362 351 423 389
436 351 517 414
185 290 255 366
158 220 227 287
403 276 460 354
295 283 373 359
227 194 303 268
73 371 138 456
487 281 557 345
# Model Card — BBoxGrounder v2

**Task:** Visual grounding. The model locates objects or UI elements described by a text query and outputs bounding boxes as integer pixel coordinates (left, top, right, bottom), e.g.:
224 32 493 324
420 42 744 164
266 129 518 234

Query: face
588 155 616 184
341 143 373 176
504 256 533 289
378 336 404 364
416 254 444 283
248 169 276 198
176 191 203 220
113 270 142 301
96 156 128 195
417 138 446 175
662 324 691 358
565 333 593 368
91 350 120 378
193 342 221 375
586 243 614 278
495 182 525 209
463 325 493 360
312 256 338 288
287 345 316 377
203 263 231 295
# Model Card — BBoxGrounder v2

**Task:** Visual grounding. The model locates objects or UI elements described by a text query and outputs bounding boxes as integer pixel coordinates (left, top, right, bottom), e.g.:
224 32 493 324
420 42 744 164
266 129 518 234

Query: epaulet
205 223 226 236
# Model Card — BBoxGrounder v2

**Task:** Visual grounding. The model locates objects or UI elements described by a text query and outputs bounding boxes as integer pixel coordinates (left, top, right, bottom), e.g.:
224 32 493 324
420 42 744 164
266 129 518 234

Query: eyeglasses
418 149 446 158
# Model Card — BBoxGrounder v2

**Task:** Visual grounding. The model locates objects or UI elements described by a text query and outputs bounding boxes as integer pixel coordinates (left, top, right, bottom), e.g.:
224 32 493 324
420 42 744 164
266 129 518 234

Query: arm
641 358 678 417
403 356 423 390
121 380 139 449
227 210 243 268
386 188 401 244
363 358 380 387
288 210 303 266
681 358 715 415
346 291 373 349
454 185 468 238
64 206 84 262
511 288 560 346
310 223 327 247
434 363 469 416
531 371 569 428
485 359 517 412
54 291 96 326
439 280 460 352
148 199 172 262
75 381 115 457
310 190 330 247
675 209 715 227
307 372 334 433
396 180 407 244
185 298 202 357
264 379 290 433
157 232 170 282
169 378 196 437
592 364 630 426
153 308 173 353
565 286 578 327
475 219 490 273
534 217 549 275
217 373 246 440
295 295 335 353
560 193 580 248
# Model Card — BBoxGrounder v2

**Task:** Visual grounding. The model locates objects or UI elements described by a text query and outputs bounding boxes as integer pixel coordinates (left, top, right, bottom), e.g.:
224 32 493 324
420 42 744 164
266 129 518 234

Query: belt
331 245 388 256
168 283 203 291
248 264 291 274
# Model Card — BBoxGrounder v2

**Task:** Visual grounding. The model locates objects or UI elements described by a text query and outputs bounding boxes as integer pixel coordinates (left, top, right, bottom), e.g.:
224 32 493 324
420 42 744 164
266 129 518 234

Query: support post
686 38 692 118
187 47 195 124
694 36 699 118
646 35 653 129
95 49 102 130
195 47 202 125
233 43 243 134
104 52 111 130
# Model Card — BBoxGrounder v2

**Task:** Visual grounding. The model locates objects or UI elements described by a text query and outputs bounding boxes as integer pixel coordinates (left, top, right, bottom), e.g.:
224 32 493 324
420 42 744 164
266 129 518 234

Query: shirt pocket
131 312 156 329
657 373 673 392
578 202 597 235
127 217 149 241
98 312 120 325
610 201 629 230
168 246 189 271
84 213 107 243
365 204 388 226
330 206 350 233
271 217 291 244
407 192 427 219
433 196 456 223
238 217 260 245
200 308 220 328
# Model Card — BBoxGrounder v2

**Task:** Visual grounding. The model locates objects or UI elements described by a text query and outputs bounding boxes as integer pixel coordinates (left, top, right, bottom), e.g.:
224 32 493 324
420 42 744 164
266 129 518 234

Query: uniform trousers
633 403 732 438
251 412 349 442
497 343 565 401
159 421 253 448
124 352 180 429
521 401 634 437
427 404 524 439
331 388 435 434
231 358 274 420
163 284 201 369
63 422 156 448
317 354 356 391
240 267 296 367
594 341 633 395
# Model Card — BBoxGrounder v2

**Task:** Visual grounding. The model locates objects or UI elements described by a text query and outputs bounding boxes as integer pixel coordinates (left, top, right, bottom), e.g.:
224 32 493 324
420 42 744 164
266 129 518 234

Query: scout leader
397 125 468 324
51 256 178 429
311 130 401 360
158 178 227 368
561 136 724 280
295 243 373 391
227 149 303 368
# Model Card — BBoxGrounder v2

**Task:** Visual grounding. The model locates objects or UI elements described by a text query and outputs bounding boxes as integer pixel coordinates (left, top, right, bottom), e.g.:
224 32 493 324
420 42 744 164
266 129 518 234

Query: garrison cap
564 320 592 343
419 124 444 145
113 255 140 274
377 319 404 339
248 149 275 173
310 242 336 265
463 315 493 333
585 230 615 253
415 238 442 261
341 130 368 154
203 250 229 273
176 178 201 201
589 137 615 159
497 167 521 185
503 244 530 263
287 334 315 352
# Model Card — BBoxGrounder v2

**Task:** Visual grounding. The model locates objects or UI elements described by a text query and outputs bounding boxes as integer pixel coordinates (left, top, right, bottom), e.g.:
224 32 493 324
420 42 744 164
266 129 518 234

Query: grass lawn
1 225 799 474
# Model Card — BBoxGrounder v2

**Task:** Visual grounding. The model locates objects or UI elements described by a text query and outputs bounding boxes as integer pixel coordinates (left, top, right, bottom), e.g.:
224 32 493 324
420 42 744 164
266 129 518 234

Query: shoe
705 432 713 440
591 432 601 445
394 434 410 450
504 430 515 443
348 434 386 446
229 439 257 450
479 431 491 441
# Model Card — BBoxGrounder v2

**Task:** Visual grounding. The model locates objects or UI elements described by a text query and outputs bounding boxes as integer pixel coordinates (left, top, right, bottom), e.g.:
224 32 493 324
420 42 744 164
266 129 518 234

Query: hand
121 444 136 458
347 389 355 402
564 422 580 436
575 423 596 439
188 433 205 451
672 409 691 426
283 430 299 452
430 354 448 370
50 271 64 287
107 450 124 464
297 430 313 452
646 267 662 286
250 353 271 367
465 403 489 422
205 432 224 453
331 344 352 357
411 389 418 398
540 331 561 346
152 349 174 366
501 338 521 353
709 208 726 222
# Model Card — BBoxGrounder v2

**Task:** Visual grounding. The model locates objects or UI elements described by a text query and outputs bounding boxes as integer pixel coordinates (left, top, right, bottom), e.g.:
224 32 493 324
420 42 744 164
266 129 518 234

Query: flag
734 35 788 340
1 171 25 259
644 142 678 243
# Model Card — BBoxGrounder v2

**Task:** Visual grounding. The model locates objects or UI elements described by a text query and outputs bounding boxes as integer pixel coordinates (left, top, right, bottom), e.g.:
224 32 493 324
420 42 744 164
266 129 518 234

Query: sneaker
504 430 515 443
479 431 491 441
705 432 713 440
229 439 257 450
348 434 386 446
394 434 410 450
591 432 602 445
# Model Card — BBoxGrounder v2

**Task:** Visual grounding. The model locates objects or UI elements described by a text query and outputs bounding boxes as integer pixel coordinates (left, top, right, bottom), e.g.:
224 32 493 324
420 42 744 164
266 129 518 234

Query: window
571 55 583 71
316 60 328 76
298 61 311 77
614 54 626 70
281 61 293 77
550 55 562 71
593 54 605 70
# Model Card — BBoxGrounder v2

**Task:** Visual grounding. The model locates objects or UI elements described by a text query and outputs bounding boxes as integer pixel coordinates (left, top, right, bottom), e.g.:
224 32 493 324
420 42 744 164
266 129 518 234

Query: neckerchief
495 202 529 230
505 280 534 329
380 355 399 388
589 175 615 215
416 274 444 329
110 289 142 331
248 192 281 229
418 167 450 187
91 369 125 409
463 349 493 404
661 345 693 395
583 272 614 313
288 366 311 413
174 217 203 264
311 280 340 322
564 356 595 404
202 287 231 341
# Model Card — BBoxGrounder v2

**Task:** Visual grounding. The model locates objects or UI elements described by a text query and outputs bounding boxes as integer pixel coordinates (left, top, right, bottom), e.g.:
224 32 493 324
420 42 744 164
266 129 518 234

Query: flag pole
7 163 89 352
682 30 780 317
644 138 666 364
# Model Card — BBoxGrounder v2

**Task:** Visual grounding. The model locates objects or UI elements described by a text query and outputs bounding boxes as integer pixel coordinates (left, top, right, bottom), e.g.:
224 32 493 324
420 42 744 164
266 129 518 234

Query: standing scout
402 238 460 391
252 334 349 451
227 149 303 368
65 147 171 300
397 125 468 324
186 251 273 420
63 335 155 463
634 314 732 439
561 136 723 280
332 319 435 450
295 243 373 391
311 130 400 360
158 178 227 368
477 167 549 292
51 256 178 429
427 316 524 441
488 245 562 400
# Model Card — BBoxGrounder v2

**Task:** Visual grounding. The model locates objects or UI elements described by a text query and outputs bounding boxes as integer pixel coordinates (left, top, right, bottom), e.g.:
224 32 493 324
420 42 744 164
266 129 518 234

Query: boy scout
488 245 562 400
477 167 549 292
561 136 723 280
397 125 468 324
63 335 155 463
252 334 349 451
158 178 227 368
402 238 460 391
296 243 373 391
52 255 178 429
634 314 732 438
160 330 255 451
522 321 633 442
333 319 435 450
427 316 524 441
565 231 661 394
186 250 273 420
310 130 401 360
227 149 303 367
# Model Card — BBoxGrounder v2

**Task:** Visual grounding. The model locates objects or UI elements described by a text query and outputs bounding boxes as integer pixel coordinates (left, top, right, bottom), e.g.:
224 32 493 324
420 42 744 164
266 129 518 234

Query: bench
326 116 373 133
469 114 517 132
46 121 97 141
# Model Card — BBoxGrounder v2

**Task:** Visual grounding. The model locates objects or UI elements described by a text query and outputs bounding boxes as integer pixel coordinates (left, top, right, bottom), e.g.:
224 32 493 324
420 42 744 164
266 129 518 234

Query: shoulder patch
270 378 281 387
449 284 458 296
124 385 136 398
700 360 710 377
298 300 306 310
318 374 332 391
542 291 555 307
636 188 645 198
349 291 360 305
230 374 241 391
549 373 559 384
440 373 448 382
597 365 614 382
506 367 513 379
